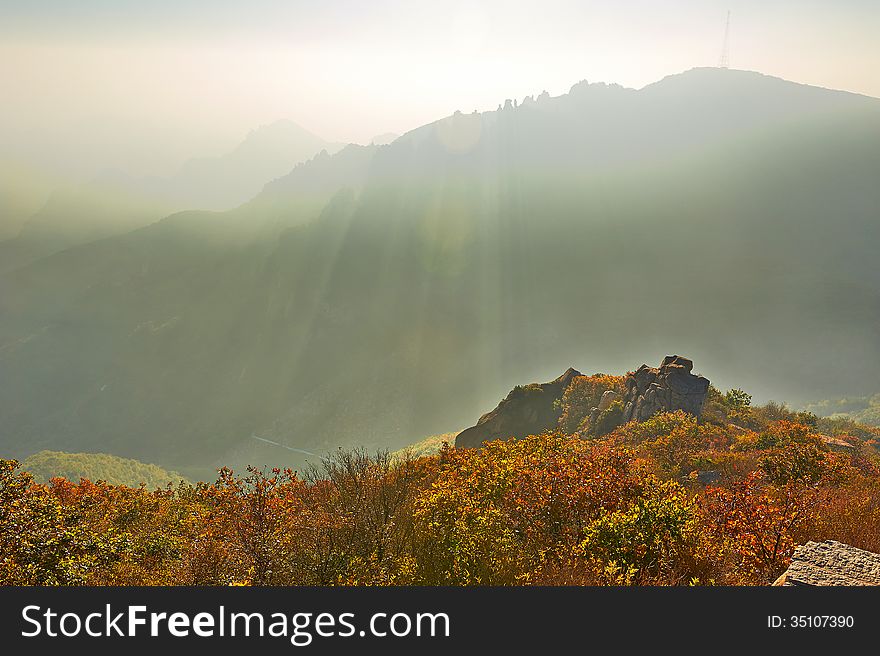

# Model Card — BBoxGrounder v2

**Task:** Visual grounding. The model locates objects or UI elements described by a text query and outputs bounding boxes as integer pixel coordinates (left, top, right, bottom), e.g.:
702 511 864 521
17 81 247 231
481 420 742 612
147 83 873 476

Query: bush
577 478 701 583
3 396 880 587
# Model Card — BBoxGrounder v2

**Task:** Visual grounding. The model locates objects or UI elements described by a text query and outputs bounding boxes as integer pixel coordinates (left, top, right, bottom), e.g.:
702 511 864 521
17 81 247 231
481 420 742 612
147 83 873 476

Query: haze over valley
2 67 879 479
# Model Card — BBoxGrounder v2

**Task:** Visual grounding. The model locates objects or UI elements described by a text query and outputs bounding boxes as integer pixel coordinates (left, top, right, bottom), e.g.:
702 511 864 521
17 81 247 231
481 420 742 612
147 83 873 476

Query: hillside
139 119 345 211
21 451 188 488
0 160 63 241
3 368 879 586
2 68 879 479
0 120 342 274
0 182 176 274
392 432 458 460
805 394 880 427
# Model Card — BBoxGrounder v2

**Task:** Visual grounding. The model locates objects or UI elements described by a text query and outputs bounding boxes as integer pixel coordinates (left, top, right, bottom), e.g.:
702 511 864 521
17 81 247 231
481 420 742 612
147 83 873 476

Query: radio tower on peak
719 11 731 69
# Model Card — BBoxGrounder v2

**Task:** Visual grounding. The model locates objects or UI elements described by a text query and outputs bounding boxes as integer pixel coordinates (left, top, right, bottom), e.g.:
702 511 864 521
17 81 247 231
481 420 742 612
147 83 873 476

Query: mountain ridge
0 119 343 274
2 68 879 478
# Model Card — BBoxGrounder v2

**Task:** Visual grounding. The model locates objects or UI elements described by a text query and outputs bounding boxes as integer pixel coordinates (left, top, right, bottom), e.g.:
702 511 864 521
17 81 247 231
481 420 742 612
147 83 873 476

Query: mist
3 1 880 176
1 1 879 480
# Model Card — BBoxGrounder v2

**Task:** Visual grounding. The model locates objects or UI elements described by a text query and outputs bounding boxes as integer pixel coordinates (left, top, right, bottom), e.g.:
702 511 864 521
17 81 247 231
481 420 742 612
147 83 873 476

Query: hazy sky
2 0 878 178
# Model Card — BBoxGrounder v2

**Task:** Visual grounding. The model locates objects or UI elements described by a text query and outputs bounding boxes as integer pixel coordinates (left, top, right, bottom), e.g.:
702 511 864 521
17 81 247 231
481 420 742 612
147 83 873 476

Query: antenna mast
719 11 731 69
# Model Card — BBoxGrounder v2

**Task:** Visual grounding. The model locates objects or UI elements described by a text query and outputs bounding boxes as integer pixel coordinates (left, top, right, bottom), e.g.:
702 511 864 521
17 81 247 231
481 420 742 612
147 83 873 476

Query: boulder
621 355 709 422
598 389 622 411
773 540 880 586
685 469 721 486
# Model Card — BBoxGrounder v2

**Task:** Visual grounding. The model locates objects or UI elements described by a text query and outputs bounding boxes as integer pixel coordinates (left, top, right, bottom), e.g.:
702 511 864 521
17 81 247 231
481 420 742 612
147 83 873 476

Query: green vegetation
21 451 188 488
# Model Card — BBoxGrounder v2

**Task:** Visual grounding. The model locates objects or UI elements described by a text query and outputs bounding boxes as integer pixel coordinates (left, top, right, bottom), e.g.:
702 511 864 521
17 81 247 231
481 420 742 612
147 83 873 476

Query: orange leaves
759 440 833 486
705 472 817 584
412 435 652 583
197 466 312 585
2 410 880 586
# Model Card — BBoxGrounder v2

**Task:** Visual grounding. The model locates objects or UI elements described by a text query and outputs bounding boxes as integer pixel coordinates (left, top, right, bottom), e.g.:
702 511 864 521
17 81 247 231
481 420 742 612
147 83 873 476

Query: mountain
137 119 345 210
0 160 62 241
805 393 880 426
456 367 584 448
2 68 879 480
0 120 342 274
21 450 187 488
369 132 399 145
0 181 175 274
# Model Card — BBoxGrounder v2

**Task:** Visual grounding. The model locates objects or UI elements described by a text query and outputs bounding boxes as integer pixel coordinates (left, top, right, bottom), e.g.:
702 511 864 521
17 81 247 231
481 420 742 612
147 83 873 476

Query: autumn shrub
303 448 435 585
702 386 752 427
412 436 645 583
576 478 708 584
0 460 105 585
410 435 725 585
610 410 697 447
800 477 880 553
705 472 821 584
194 466 312 585
640 420 703 478
4 395 880 588
818 415 880 442
744 400 805 430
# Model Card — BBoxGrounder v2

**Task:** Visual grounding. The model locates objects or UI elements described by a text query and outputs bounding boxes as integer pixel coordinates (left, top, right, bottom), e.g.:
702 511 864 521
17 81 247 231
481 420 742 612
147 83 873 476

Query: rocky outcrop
622 355 709 422
773 541 880 586
455 355 710 449
455 368 582 449
581 389 625 436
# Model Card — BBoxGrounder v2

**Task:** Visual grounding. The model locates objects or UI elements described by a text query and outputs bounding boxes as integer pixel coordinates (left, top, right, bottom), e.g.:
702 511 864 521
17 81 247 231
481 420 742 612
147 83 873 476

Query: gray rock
598 389 622 412
455 355 710 449
697 470 721 485
774 540 880 586
622 355 709 422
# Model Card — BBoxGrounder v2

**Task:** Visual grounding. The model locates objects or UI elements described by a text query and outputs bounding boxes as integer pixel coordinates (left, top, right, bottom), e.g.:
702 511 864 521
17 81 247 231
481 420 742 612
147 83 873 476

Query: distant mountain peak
644 66 879 102
233 120 329 154
369 132 399 146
